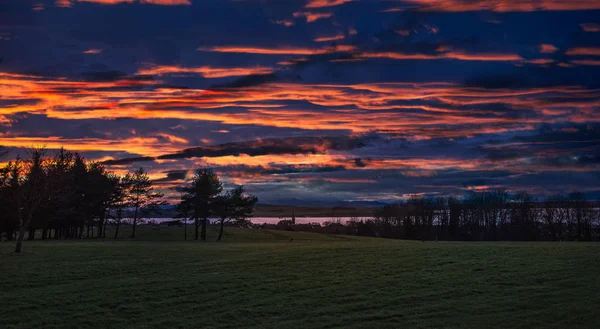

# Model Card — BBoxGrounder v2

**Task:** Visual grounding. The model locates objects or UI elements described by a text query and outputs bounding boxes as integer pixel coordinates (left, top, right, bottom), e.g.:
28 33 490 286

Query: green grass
1 226 599 329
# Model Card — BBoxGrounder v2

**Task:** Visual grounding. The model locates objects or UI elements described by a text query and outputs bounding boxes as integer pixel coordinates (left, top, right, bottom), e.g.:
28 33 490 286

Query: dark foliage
268 190 600 242
0 149 166 252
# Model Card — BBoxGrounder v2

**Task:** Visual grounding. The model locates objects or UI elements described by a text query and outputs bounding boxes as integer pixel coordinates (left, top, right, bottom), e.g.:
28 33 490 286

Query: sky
1 0 599 205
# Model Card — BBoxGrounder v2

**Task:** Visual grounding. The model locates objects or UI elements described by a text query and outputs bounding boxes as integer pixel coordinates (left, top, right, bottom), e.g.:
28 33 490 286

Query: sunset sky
1 0 599 204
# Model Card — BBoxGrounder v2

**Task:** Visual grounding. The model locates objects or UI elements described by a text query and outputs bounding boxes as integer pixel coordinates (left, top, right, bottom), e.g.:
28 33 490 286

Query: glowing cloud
571 59 600 66
293 11 333 23
139 0 190 4
83 49 103 54
77 0 135 4
136 65 273 78
56 0 190 6
539 44 558 53
565 47 600 56
361 51 522 61
314 34 345 42
198 45 355 55
305 0 353 8
0 135 184 157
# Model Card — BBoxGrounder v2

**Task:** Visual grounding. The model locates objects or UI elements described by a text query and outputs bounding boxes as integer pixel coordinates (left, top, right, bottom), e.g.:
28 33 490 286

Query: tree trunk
114 221 120 239
27 228 35 241
15 228 26 253
194 218 199 240
131 206 139 239
14 211 31 253
42 228 48 240
217 217 225 241
114 209 122 239
103 221 108 238
97 212 105 238
184 218 187 240
201 217 207 241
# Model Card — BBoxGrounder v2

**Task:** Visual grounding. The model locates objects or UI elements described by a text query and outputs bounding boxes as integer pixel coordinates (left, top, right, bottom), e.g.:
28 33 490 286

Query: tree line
0 148 257 252
337 191 598 241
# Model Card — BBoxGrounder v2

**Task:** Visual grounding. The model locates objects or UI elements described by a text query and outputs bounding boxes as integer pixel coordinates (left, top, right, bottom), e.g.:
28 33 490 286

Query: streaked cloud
136 65 273 78
83 49 103 54
565 47 600 56
539 44 558 53
305 0 354 8
0 134 185 157
139 0 190 4
197 45 355 55
58 0 190 6
293 11 333 23
1 0 599 203
314 34 345 42
571 59 600 66
361 51 522 61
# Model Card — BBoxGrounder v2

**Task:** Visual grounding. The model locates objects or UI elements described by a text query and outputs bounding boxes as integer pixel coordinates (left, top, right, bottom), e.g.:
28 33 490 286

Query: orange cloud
83 49 103 54
324 178 377 183
0 135 182 156
155 133 189 144
539 44 558 53
580 23 600 32
314 34 345 42
571 59 600 66
526 58 555 65
77 0 135 4
139 0 190 4
55 0 73 7
57 0 190 6
565 47 600 56
362 51 522 61
293 11 333 23
136 65 273 78
305 0 353 8
1 72 597 144
198 45 355 55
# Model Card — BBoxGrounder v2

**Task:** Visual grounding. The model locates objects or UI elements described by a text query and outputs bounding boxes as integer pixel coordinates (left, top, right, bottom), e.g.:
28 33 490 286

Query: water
127 217 362 225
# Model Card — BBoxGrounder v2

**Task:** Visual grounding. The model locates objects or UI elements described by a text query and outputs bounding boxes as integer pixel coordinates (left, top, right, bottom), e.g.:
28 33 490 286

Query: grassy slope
1 226 599 329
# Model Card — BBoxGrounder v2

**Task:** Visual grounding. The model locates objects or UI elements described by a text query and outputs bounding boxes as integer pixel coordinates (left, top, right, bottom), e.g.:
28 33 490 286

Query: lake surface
129 217 363 225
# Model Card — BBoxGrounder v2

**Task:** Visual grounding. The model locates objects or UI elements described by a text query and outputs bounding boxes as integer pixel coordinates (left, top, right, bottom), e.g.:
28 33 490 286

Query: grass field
1 226 599 329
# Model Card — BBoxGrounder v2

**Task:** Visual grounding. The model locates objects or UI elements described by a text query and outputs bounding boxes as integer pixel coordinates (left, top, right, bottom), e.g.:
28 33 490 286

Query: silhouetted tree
109 175 129 239
122 168 165 239
12 149 50 253
214 186 257 241
175 193 192 240
179 169 222 241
